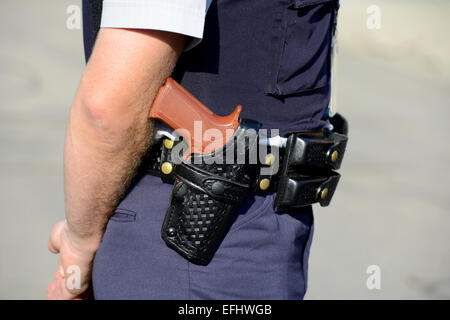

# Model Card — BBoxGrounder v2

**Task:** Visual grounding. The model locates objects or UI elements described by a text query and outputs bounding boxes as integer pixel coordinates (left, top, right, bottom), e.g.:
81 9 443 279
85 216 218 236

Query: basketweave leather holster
161 120 260 265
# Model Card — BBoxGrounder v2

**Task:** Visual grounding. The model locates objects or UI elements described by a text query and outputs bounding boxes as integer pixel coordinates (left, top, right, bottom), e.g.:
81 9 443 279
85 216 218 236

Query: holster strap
285 130 347 171
274 171 340 212
175 163 249 205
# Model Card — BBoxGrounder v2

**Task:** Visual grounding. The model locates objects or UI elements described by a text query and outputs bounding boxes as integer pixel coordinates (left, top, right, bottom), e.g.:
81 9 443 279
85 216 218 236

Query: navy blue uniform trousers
83 0 337 299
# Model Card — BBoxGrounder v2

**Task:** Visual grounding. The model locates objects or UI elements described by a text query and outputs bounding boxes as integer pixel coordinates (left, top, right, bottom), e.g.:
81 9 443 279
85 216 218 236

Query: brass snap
320 188 329 200
161 162 173 175
331 150 339 163
163 138 174 150
265 153 275 166
259 178 270 191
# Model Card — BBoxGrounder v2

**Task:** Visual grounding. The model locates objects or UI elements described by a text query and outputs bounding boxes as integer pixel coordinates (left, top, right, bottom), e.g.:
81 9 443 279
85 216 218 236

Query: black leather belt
144 113 348 211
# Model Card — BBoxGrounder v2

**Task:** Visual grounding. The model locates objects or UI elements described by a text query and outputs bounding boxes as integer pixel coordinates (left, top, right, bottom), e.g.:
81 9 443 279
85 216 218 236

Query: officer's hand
46 220 97 300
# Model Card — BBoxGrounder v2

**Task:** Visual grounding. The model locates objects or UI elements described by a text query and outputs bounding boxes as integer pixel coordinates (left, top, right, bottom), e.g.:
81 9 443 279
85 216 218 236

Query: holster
161 120 260 265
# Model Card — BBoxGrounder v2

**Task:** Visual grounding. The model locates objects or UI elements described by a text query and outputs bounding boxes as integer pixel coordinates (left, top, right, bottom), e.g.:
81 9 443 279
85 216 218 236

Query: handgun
149 78 243 156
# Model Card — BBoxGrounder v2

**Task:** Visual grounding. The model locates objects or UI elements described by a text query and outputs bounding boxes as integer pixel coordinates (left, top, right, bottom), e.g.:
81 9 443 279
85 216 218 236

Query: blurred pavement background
0 0 449 299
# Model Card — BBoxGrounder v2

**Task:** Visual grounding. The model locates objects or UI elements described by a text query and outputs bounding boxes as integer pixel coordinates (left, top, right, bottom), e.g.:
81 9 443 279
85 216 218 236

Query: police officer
47 0 340 299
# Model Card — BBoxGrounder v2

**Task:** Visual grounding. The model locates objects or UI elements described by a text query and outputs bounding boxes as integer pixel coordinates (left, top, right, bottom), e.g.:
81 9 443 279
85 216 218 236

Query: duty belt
143 113 348 211
140 113 348 265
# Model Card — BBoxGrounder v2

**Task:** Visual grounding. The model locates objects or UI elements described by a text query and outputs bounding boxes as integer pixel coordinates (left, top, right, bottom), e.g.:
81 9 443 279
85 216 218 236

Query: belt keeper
315 172 341 207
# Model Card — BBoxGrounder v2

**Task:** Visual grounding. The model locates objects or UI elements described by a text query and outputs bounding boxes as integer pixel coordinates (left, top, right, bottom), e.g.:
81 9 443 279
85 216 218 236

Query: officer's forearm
64 28 185 246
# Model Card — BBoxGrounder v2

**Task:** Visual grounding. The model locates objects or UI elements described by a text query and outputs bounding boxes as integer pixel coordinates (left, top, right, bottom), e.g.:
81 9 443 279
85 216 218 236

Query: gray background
0 0 449 299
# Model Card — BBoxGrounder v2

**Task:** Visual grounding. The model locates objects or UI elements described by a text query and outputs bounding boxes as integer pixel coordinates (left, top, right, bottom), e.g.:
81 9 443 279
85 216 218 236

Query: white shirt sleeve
100 0 213 50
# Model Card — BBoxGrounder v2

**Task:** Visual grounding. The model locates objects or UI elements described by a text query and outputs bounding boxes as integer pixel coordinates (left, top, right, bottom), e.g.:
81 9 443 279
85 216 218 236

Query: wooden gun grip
149 78 241 155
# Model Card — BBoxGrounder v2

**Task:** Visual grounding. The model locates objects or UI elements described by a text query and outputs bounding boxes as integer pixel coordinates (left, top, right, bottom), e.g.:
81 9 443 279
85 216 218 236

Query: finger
58 261 65 277
48 241 59 254
46 280 57 300
47 280 55 293
54 267 64 280
48 276 90 300
47 277 72 300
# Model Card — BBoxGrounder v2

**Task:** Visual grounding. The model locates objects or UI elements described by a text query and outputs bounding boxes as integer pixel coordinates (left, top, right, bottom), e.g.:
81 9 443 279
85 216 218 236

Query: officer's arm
50 28 185 266
66 28 185 240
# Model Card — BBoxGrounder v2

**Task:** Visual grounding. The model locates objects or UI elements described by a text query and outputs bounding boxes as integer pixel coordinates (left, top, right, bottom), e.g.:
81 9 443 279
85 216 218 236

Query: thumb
48 220 66 254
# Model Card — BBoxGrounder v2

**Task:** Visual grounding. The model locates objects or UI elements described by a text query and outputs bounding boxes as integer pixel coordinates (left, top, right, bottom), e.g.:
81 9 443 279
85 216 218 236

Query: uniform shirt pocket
109 208 137 223
265 0 336 96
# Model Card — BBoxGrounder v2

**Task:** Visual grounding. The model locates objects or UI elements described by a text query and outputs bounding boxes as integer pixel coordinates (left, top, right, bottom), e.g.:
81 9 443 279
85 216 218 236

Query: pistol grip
149 78 241 155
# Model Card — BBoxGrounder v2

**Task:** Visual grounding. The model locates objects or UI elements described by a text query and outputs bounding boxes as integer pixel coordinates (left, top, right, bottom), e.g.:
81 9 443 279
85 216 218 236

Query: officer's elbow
76 90 140 143
80 92 116 130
